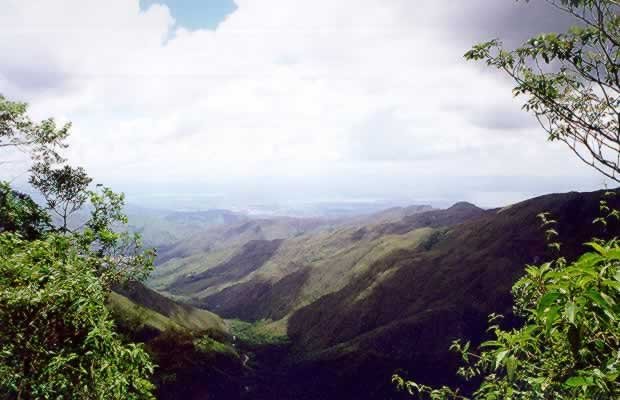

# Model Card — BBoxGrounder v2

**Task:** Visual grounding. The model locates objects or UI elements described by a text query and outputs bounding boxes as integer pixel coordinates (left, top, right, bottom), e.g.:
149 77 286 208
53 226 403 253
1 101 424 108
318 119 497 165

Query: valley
124 188 619 399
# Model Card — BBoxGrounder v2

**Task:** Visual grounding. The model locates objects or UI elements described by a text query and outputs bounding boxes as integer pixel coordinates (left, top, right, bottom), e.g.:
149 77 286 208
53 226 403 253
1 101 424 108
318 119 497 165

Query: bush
0 233 155 399
394 236 620 399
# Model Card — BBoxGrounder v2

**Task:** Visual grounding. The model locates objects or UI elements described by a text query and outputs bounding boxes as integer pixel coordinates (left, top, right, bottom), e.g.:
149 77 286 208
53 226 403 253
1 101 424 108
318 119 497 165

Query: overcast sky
0 0 607 208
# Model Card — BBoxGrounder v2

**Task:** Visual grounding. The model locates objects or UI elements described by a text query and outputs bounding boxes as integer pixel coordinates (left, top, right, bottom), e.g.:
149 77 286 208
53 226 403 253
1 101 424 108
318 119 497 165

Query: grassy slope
158 225 438 325
145 190 619 400
149 246 240 291
148 205 434 294
149 215 336 273
107 282 248 400
125 207 248 249
108 291 181 332
280 189 620 399
109 282 227 334
155 204 473 330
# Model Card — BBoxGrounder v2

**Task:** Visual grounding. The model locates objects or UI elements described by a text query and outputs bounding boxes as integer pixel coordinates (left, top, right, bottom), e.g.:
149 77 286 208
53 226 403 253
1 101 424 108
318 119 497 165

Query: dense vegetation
394 218 620 399
0 94 249 399
0 95 157 398
0 233 154 399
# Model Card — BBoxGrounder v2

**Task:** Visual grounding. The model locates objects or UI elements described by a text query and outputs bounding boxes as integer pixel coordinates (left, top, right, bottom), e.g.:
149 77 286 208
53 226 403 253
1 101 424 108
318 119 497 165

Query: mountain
283 189 618 399
109 281 227 334
107 282 248 400
124 206 249 249
154 204 443 322
343 204 434 226
146 189 619 399
148 215 341 288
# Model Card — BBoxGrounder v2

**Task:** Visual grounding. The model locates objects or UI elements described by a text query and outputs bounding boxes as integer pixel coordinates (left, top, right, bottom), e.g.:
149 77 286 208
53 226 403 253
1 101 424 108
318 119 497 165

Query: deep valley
117 188 619 399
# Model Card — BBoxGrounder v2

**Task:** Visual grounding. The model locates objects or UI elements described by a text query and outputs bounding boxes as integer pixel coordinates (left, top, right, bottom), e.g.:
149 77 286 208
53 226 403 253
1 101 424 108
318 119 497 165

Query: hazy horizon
0 0 610 209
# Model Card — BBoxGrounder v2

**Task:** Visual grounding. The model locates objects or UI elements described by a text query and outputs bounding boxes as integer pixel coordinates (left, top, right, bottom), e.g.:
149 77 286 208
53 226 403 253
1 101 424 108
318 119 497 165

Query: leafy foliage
0 233 155 399
465 0 620 181
0 93 157 398
29 163 92 232
394 234 620 399
0 94 69 164
0 181 50 240
77 186 156 289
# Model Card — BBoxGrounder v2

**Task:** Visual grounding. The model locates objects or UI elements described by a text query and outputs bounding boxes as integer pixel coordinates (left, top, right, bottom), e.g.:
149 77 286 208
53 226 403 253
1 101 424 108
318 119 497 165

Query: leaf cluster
0 95 69 164
465 0 620 181
0 234 155 399
394 238 620 399
0 93 158 397
0 182 50 240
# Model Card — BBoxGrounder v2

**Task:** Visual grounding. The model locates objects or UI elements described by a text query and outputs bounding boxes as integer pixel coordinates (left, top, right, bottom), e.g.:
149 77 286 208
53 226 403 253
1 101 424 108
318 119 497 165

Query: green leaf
586 242 607 256
565 301 577 324
564 376 592 387
545 305 562 333
537 292 562 316
495 349 510 369
505 356 517 382
585 289 612 312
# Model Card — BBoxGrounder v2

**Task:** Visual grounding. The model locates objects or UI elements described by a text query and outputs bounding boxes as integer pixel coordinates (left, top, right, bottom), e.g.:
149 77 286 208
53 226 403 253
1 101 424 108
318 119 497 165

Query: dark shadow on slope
199 266 311 320
167 239 284 295
285 189 619 399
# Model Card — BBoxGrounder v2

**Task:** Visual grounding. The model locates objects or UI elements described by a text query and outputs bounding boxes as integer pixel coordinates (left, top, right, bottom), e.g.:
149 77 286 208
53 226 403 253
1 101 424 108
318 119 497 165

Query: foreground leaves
0 233 155 399
465 0 620 182
394 239 620 399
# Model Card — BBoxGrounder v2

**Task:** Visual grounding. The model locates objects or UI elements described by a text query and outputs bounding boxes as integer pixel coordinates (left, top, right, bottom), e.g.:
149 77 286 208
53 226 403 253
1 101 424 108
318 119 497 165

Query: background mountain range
119 188 619 399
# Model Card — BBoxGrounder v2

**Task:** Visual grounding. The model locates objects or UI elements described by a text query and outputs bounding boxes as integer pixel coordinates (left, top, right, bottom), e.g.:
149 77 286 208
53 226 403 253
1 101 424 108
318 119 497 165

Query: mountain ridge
145 188 619 399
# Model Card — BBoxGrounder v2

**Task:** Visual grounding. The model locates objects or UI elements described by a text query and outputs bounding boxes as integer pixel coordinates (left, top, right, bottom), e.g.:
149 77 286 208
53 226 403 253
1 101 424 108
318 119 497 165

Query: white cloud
0 0 603 203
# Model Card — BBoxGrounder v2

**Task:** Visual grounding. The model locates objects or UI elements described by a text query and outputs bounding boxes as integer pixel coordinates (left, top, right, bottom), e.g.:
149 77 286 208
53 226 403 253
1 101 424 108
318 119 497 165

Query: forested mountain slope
147 188 619 399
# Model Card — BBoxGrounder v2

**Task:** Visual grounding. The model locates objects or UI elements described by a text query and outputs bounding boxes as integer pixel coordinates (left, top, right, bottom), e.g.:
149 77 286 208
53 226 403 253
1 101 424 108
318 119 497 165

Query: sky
139 0 236 30
0 0 608 209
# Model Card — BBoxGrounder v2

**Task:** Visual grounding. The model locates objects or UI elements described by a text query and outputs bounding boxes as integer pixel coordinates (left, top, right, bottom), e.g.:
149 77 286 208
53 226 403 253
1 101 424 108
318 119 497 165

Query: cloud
0 0 603 203
467 105 539 132
434 0 578 47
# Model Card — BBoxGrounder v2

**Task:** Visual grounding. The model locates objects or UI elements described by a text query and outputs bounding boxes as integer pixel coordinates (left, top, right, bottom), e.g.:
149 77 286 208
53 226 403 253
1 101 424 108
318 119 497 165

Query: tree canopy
0 94 69 165
0 95 156 398
465 0 620 182
0 233 155 399
395 232 620 399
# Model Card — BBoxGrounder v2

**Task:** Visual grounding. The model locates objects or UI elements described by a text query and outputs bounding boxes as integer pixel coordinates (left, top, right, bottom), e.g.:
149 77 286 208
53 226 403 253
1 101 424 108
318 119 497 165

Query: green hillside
106 282 248 400
153 205 449 323
108 282 227 334
145 189 619 399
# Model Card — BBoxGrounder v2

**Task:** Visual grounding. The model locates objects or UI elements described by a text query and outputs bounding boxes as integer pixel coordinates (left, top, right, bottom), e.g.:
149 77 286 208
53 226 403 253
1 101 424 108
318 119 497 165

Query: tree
0 185 156 397
465 0 620 181
0 95 69 165
0 182 50 240
77 185 156 289
394 230 620 399
0 93 156 398
29 163 92 233
0 233 155 399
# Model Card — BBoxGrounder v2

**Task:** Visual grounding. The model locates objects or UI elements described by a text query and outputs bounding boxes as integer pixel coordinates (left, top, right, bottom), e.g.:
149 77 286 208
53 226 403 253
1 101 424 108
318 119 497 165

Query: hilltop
145 188 619 399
